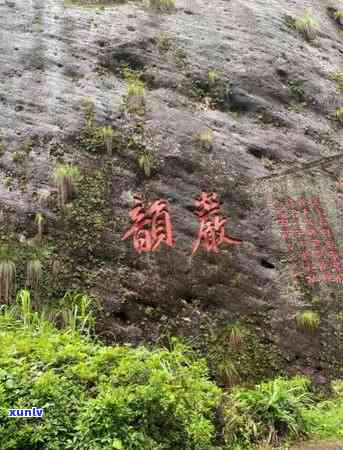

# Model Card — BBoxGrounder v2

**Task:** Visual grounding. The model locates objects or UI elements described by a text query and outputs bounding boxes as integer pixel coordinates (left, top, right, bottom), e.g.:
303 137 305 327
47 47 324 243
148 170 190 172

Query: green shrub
222 377 312 447
302 379 343 439
296 311 320 333
0 306 221 450
294 9 318 41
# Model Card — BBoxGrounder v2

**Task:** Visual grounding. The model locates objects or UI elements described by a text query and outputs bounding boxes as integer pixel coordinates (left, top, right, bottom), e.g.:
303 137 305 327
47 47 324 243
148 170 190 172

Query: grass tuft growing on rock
296 311 320 333
53 164 81 208
137 151 155 177
26 259 42 290
328 72 343 92
195 130 213 151
332 106 343 125
294 9 318 41
101 125 114 155
0 259 16 304
122 68 146 115
149 0 175 13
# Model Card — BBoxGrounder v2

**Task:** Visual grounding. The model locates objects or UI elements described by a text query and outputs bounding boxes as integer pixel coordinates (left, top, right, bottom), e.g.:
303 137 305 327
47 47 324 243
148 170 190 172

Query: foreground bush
221 377 313 448
0 308 220 450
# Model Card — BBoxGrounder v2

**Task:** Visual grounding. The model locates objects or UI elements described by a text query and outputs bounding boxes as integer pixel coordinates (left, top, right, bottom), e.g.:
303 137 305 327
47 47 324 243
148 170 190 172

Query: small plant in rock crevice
0 259 16 304
35 212 44 241
332 106 343 125
101 125 114 155
208 69 220 86
26 259 42 291
123 78 146 115
53 164 81 208
195 130 213 151
153 32 172 52
334 10 343 26
137 151 155 177
294 9 319 41
296 311 320 334
149 0 175 13
329 72 343 92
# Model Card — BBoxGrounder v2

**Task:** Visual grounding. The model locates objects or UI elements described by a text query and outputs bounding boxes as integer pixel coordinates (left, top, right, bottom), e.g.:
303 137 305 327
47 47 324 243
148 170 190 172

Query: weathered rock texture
1 0 343 383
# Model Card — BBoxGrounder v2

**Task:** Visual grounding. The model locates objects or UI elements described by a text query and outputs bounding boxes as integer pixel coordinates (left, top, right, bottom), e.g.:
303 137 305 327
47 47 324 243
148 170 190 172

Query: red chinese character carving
122 195 175 253
322 272 333 282
306 274 319 284
192 192 242 255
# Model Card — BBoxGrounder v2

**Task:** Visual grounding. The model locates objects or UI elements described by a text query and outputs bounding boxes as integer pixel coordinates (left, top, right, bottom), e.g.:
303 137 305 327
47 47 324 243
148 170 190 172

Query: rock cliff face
1 0 343 383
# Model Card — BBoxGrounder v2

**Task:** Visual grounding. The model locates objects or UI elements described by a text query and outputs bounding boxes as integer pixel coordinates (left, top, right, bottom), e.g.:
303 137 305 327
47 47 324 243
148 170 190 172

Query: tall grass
53 164 80 208
0 259 16 303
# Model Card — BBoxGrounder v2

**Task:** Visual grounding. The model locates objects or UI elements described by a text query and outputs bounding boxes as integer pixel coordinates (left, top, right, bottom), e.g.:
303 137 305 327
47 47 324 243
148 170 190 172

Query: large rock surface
1 0 343 382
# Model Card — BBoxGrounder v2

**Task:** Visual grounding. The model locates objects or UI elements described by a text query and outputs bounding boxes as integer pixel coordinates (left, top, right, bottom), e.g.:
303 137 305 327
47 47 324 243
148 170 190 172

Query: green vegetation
0 258 16 304
208 69 220 86
78 97 105 153
0 296 220 450
12 151 26 164
296 311 320 334
153 32 172 52
123 70 146 115
149 0 175 13
35 212 44 241
294 9 318 41
26 259 42 290
52 164 81 208
137 151 155 177
101 125 115 155
332 106 343 125
222 377 312 448
195 130 213 151
328 72 343 92
334 10 343 25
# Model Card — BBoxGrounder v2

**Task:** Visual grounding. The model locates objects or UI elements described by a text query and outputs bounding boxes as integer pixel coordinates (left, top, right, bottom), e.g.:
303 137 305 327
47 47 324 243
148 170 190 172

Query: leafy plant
149 0 175 13
217 360 239 387
0 311 221 450
296 311 320 333
137 151 155 177
101 125 114 155
0 259 16 304
294 9 318 41
61 291 95 335
26 259 42 290
16 289 35 328
53 164 80 208
222 376 312 447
